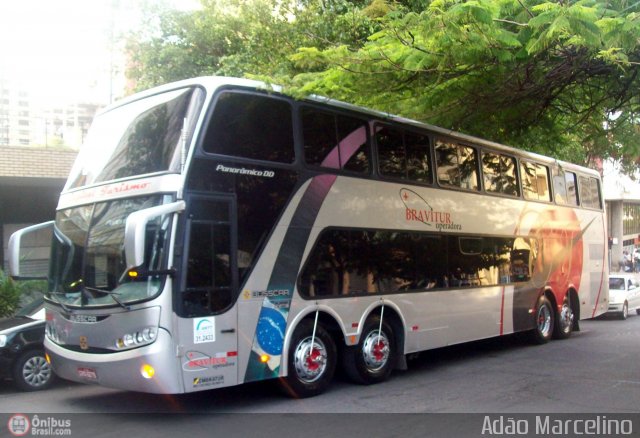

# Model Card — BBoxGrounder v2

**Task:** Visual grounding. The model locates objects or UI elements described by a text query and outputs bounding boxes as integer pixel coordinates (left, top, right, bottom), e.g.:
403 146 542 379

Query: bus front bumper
45 329 183 394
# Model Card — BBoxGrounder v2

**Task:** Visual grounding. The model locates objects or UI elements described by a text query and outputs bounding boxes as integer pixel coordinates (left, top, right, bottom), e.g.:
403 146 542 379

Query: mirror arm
124 201 185 270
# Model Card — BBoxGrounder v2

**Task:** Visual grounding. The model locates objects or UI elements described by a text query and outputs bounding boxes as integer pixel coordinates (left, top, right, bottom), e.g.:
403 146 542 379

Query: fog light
141 364 155 379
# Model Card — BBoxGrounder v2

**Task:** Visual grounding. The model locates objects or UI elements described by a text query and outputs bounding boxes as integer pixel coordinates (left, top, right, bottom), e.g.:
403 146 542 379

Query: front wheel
553 295 574 340
13 349 55 391
281 320 336 398
530 295 554 344
343 315 396 385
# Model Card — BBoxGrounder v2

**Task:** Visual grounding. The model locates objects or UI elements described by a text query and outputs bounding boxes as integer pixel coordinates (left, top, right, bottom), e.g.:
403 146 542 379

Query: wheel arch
281 305 346 377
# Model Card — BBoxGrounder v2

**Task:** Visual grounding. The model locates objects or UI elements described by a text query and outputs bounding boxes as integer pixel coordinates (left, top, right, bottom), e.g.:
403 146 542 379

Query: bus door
177 195 239 392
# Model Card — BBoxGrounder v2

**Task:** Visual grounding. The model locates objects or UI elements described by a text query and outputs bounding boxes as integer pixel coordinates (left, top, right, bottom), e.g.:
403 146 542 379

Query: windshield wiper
83 286 130 310
47 291 72 313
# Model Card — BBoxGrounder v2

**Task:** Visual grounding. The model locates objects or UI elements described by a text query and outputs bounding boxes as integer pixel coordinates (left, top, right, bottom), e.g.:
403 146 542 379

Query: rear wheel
281 320 336 398
620 302 629 320
13 349 55 391
343 315 396 385
530 295 554 344
553 295 574 340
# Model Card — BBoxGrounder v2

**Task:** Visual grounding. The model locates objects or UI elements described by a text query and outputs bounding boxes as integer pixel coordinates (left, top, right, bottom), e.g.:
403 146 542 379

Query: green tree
288 0 640 168
125 0 640 170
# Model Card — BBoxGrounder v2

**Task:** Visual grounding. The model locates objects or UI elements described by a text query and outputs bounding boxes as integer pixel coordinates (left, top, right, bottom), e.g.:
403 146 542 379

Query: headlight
115 327 158 350
0 334 7 348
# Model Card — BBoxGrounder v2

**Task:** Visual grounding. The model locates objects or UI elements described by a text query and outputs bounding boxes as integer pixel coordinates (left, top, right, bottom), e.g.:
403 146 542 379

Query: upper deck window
203 92 295 163
579 176 602 209
302 107 370 173
435 140 479 191
553 169 578 206
521 161 551 202
481 151 519 196
376 125 432 184
67 87 204 189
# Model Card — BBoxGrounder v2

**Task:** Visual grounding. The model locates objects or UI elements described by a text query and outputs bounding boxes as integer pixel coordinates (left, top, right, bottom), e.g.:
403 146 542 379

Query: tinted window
435 140 479 190
521 161 550 201
183 200 234 316
482 152 519 196
377 125 432 183
302 107 369 173
203 92 294 163
68 87 204 189
298 228 536 298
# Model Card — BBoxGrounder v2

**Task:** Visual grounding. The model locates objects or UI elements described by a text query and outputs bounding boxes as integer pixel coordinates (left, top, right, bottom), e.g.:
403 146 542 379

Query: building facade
0 145 77 273
604 169 640 272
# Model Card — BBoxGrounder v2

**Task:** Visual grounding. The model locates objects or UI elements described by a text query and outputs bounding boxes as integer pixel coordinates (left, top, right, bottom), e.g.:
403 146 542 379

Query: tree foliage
0 269 21 317
126 0 640 171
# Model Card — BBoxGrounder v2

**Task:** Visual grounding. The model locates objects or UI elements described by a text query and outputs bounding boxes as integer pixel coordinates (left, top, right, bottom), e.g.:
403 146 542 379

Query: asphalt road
2 313 640 437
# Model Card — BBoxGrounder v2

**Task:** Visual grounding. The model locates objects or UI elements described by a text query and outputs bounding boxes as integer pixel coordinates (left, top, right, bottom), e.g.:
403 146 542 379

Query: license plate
77 367 98 380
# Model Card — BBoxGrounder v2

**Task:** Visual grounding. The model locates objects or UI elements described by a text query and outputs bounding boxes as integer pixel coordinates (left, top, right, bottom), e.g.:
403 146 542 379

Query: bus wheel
530 295 554 344
553 295 574 340
343 315 396 385
282 320 336 398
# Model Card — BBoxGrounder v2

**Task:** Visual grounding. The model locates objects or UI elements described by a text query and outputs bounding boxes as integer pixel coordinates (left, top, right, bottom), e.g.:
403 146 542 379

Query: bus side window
435 140 479 191
301 107 370 173
521 161 551 202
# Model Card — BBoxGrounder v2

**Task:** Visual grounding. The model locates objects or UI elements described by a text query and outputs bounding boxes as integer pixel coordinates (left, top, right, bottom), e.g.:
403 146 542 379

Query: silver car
608 274 640 320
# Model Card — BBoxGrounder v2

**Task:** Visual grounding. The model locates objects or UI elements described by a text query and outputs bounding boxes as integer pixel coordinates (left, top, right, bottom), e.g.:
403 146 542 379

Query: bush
0 270 46 317
0 269 22 317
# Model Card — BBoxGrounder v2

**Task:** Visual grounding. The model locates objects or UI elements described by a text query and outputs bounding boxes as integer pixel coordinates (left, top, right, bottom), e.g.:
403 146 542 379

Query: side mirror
8 221 54 279
124 201 185 270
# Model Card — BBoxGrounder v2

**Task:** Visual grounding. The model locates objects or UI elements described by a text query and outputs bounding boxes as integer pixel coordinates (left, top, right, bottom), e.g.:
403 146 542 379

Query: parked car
607 274 640 320
0 297 55 391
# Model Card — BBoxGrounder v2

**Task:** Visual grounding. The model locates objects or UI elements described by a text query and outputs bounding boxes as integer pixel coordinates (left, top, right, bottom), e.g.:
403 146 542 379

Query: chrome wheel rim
362 330 390 371
559 303 573 334
537 304 552 337
22 356 51 388
293 336 327 383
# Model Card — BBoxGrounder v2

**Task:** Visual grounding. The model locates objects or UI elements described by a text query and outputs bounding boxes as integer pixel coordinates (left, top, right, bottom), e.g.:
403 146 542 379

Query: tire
635 308 640 316
620 302 628 320
13 349 55 391
281 320 336 398
553 295 574 340
530 295 554 344
343 315 396 385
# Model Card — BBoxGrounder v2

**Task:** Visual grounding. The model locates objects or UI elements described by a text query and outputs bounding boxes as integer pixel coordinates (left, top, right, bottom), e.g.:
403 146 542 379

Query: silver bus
9 77 608 397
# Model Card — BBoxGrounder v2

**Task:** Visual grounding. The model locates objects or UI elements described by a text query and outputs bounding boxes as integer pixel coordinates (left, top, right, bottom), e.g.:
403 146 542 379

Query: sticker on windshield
193 317 215 344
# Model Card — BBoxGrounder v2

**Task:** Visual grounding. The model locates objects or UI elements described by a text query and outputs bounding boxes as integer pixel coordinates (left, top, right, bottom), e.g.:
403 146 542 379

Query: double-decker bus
9 77 608 397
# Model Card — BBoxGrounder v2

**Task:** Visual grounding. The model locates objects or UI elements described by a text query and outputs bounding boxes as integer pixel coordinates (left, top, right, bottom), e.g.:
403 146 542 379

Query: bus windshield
47 195 173 308
66 86 204 190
